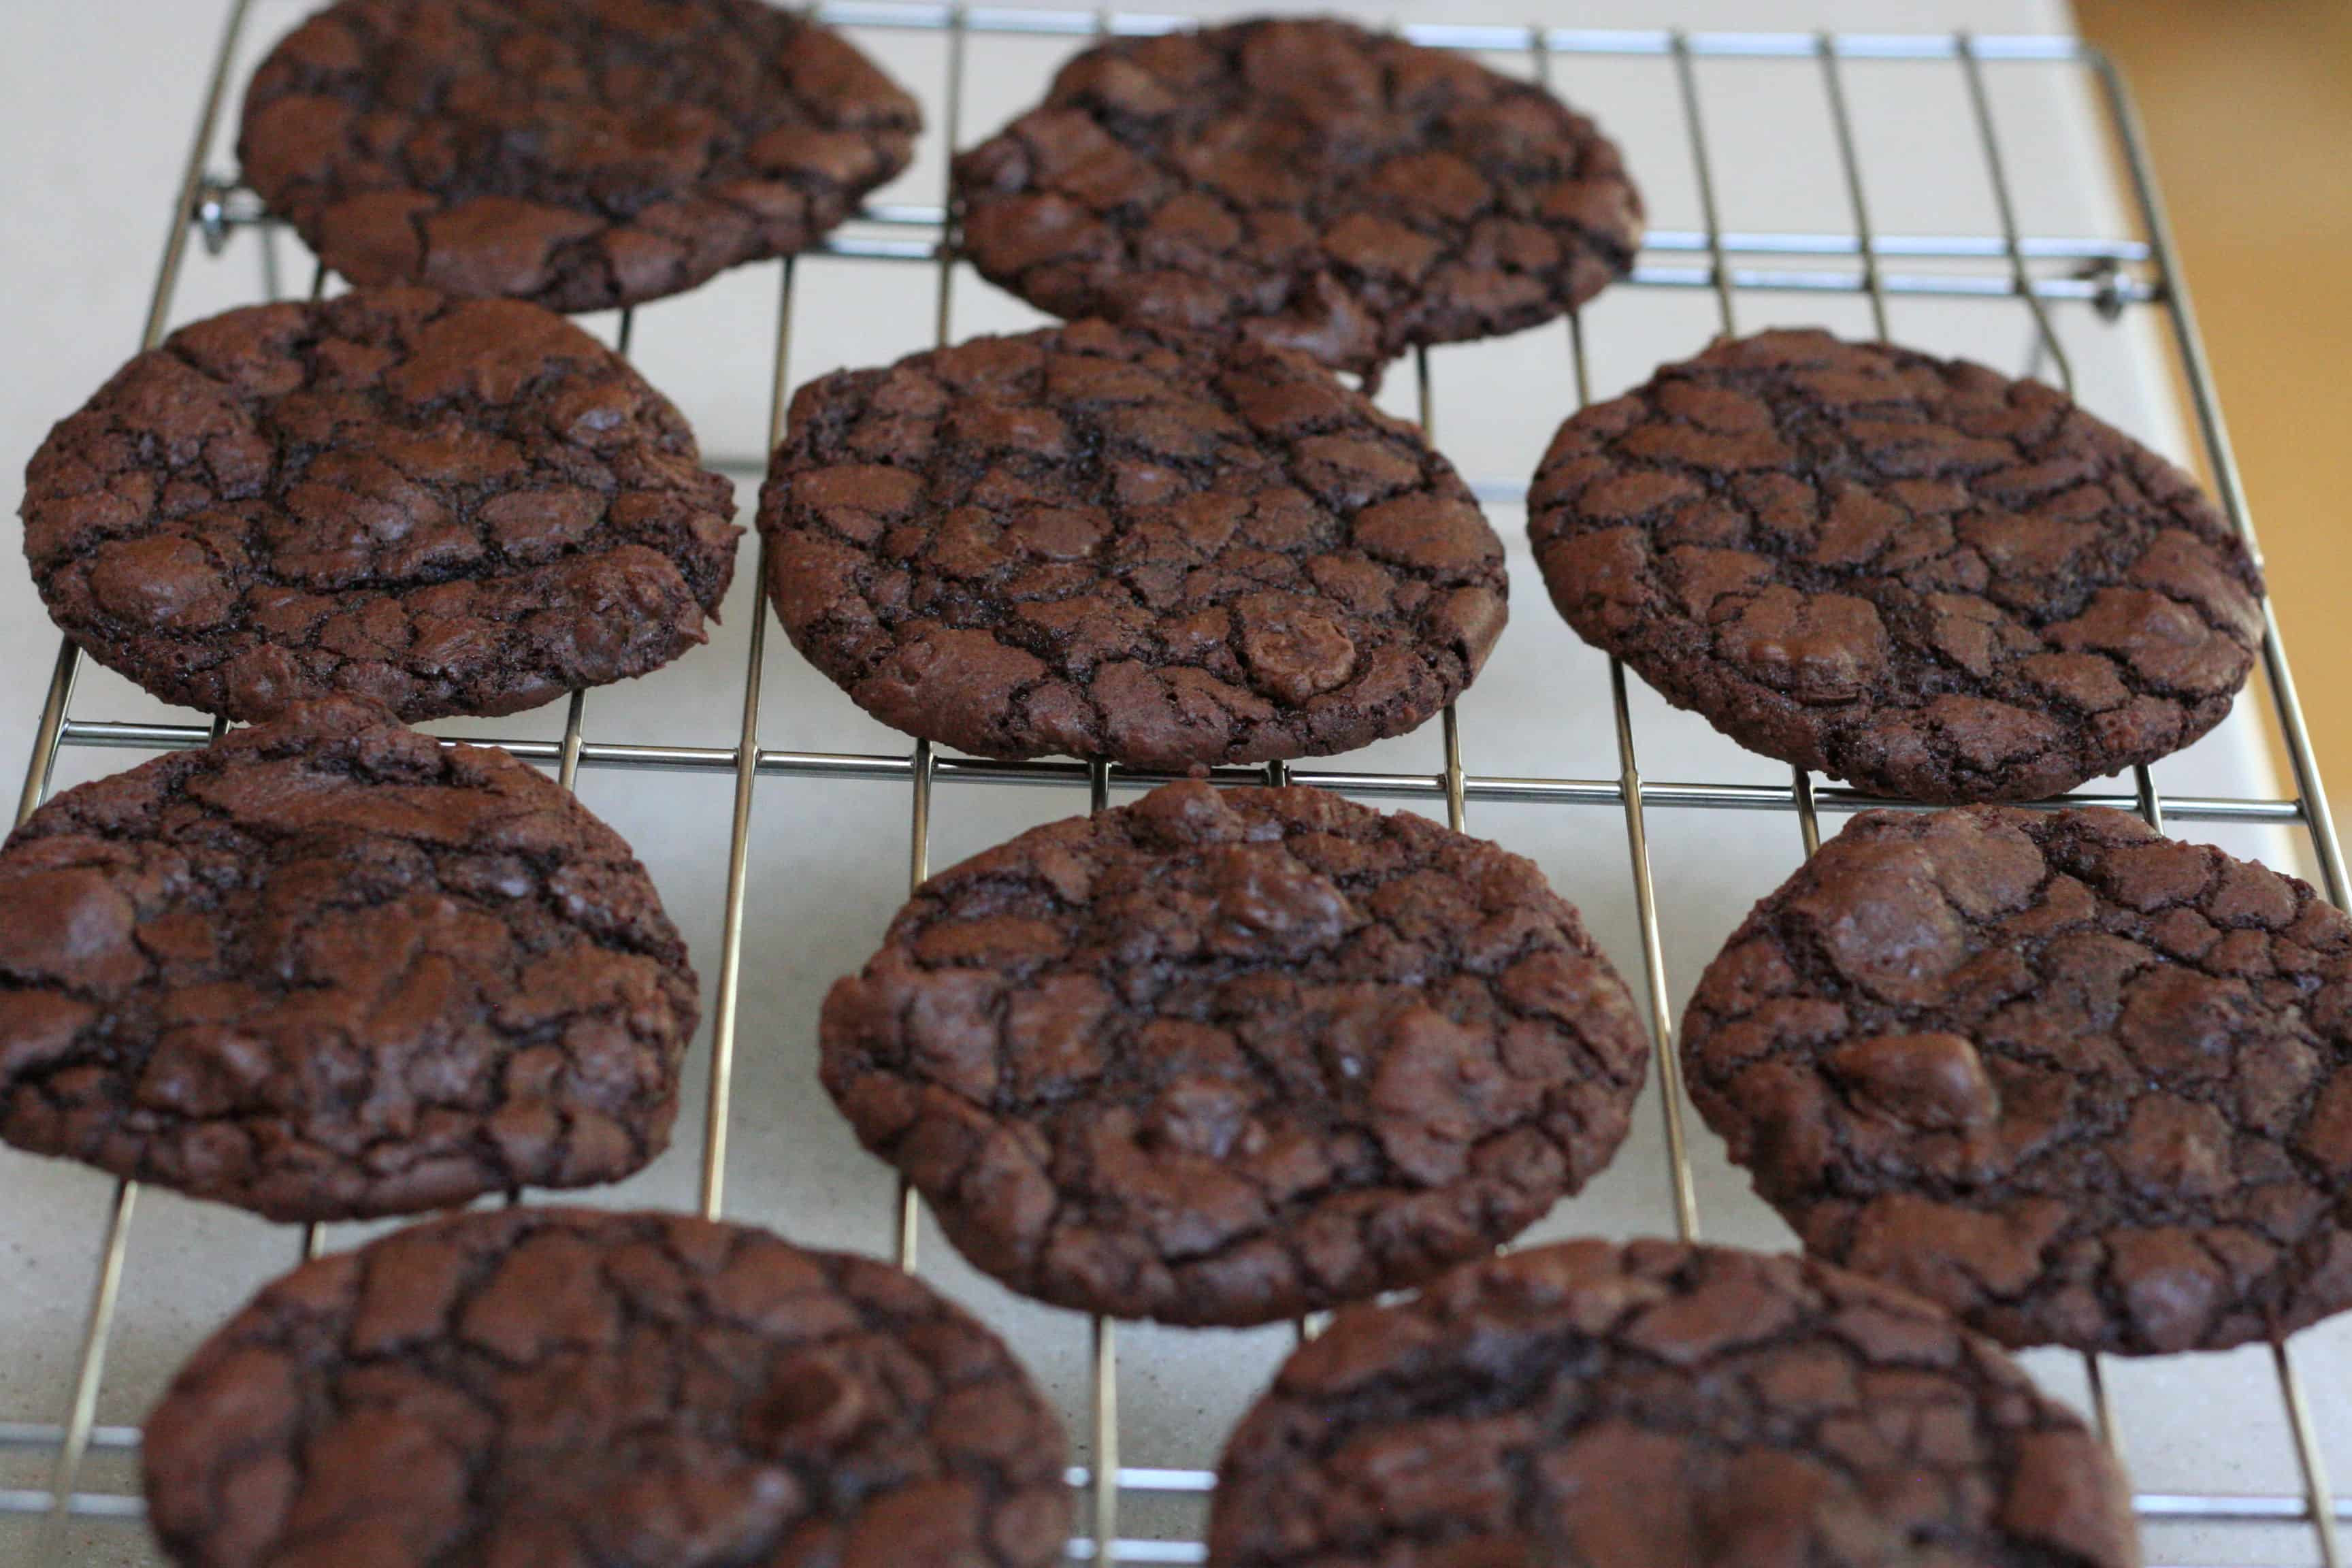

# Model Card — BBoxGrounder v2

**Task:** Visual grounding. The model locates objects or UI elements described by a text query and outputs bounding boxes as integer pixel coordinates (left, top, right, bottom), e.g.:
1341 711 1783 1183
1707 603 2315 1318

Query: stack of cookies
6 4 2342 1566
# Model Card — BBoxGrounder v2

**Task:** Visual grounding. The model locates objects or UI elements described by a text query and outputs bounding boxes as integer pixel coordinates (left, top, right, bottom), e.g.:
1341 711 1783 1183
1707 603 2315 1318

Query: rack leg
1090 1315 1120 1564
2082 1352 2123 1467
557 688 589 794
700 259 796 1221
893 0 968 1278
1791 767 1821 858
894 737 936 1270
1082 756 1117 1561
16 644 79 826
1418 346 1467 843
1264 755 1316 1348
39 1183 135 1557
1611 662 1701 1243
2274 1339 2345 1568
33 0 259 1537
1557 290 1703 1246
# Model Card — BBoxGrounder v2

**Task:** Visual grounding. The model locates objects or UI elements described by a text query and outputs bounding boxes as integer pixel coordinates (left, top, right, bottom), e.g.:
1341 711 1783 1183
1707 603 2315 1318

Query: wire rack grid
1 3 2347 1566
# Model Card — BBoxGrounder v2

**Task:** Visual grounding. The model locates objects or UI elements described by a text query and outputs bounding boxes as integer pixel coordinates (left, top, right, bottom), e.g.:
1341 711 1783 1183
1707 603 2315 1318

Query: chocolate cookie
0 701 698 1222
821 779 1649 1326
1684 804 2352 1354
238 0 920 311
22 287 738 721
144 1207 1070 1568
761 321 1507 770
1208 1240 2138 1568
1529 329 2265 802
953 18 1642 382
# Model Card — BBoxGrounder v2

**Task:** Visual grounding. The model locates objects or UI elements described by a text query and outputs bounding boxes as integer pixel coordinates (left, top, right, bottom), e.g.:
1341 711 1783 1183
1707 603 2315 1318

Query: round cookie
1208 1239 2138 1568
760 321 1507 770
0 700 698 1222
22 287 738 722
144 1207 1071 1568
238 0 921 312
1683 804 2352 1355
953 17 1642 382
821 779 1649 1326
1529 329 2265 803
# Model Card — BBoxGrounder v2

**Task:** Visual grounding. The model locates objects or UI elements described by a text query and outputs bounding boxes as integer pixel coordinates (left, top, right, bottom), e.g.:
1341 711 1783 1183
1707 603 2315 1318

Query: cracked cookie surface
1683 804 2352 1354
144 1207 1070 1568
953 17 1642 382
238 0 920 311
22 287 738 722
0 701 698 1222
1207 1239 2137 1568
820 780 1649 1326
1529 329 2264 802
760 321 1507 770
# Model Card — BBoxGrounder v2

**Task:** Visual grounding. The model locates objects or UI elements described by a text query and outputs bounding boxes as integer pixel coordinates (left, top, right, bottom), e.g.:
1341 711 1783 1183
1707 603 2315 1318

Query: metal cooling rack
3 3 2347 1565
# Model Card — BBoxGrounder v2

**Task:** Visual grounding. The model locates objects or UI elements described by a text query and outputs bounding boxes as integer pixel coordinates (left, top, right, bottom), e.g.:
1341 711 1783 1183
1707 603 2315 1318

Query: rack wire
3 4 2347 1565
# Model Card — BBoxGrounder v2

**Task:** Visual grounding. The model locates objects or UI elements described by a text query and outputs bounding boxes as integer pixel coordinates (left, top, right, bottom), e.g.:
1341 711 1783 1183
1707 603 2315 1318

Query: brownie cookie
1684 804 2352 1354
762 321 1507 770
821 780 1648 1326
0 701 698 1222
1529 329 2265 802
22 287 738 722
1208 1240 2138 1568
953 18 1640 383
238 0 920 311
144 1207 1070 1568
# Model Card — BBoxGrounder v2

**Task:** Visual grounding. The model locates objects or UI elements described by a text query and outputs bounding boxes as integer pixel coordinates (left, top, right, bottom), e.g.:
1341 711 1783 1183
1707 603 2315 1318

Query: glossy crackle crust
760 321 1507 771
1684 804 2352 1354
1209 1240 2137 1568
1530 329 2263 803
22 287 738 721
143 1207 1069 1568
0 702 698 1221
954 17 1642 381
238 0 921 311
821 780 1648 1326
